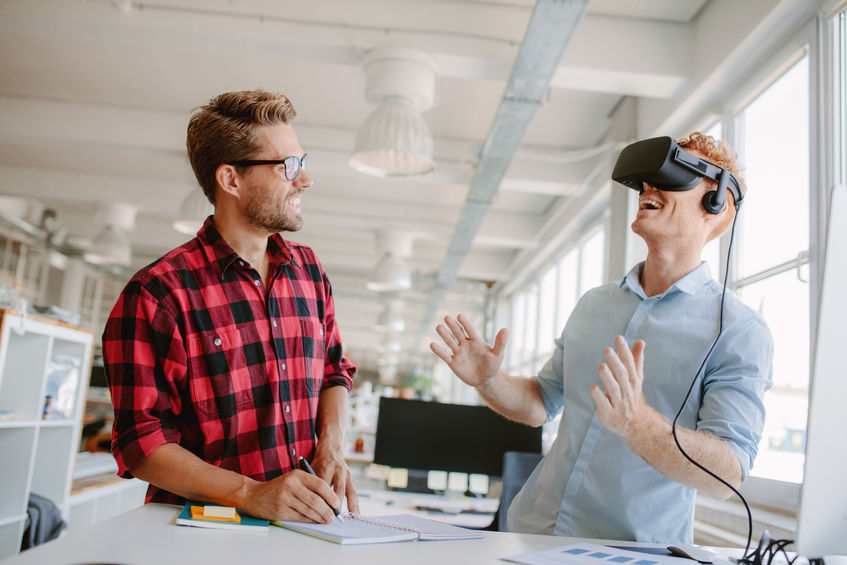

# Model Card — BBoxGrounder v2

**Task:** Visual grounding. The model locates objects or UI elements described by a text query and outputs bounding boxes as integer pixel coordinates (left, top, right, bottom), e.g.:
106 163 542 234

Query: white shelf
0 308 93 558
0 515 26 528
0 419 76 428
0 419 39 428
37 419 76 428
68 477 147 531
0 522 23 561
74 451 118 479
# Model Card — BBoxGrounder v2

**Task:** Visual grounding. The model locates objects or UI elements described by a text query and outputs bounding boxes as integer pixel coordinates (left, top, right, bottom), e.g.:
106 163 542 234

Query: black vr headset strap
673 147 744 214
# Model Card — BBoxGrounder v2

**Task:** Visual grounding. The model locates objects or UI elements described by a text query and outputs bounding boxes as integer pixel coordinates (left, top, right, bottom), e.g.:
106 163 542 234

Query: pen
298 456 344 523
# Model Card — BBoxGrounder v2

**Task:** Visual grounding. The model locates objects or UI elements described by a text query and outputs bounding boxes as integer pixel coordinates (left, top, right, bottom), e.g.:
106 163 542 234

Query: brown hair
186 89 297 204
675 131 747 240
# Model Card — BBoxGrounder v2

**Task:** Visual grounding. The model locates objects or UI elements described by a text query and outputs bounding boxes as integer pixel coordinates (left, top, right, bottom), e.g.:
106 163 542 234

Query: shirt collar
197 216 297 279
620 261 712 299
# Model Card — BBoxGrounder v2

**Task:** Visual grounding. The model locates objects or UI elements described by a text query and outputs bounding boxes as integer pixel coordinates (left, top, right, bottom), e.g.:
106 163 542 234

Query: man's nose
295 167 313 189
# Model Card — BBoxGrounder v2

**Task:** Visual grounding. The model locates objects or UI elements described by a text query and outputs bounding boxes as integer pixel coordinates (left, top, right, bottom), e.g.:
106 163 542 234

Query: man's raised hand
430 313 509 389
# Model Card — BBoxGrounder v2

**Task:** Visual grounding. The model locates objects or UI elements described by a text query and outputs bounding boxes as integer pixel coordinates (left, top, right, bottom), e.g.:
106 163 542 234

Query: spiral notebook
272 513 484 545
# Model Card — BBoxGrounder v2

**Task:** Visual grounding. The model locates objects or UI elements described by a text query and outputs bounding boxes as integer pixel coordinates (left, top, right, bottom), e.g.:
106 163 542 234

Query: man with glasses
103 89 357 523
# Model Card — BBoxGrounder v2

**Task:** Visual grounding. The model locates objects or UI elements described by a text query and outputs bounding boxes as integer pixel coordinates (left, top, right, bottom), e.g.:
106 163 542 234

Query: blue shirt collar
620 261 713 299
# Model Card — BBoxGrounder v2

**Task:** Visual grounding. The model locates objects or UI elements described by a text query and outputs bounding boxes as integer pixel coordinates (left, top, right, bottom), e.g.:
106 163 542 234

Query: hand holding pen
299 456 344 523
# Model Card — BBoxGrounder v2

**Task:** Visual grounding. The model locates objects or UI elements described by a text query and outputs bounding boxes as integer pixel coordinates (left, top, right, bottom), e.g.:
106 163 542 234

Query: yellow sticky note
203 505 237 519
190 505 240 522
387 468 409 488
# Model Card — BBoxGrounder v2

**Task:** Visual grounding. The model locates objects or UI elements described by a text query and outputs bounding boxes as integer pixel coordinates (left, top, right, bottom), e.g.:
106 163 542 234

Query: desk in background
357 488 499 528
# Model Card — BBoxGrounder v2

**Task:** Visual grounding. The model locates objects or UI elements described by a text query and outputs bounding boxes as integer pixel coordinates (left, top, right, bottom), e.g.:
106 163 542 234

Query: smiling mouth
639 198 663 211
287 197 301 210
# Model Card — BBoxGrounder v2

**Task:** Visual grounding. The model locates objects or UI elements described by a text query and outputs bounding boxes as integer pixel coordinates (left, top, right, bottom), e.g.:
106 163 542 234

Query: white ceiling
3 0 776 379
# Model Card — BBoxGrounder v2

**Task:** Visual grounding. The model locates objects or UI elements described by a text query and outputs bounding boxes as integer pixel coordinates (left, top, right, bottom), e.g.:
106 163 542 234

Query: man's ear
216 164 242 199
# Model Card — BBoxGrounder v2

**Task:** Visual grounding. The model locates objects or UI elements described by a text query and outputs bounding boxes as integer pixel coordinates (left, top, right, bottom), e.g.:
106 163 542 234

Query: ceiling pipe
414 0 589 346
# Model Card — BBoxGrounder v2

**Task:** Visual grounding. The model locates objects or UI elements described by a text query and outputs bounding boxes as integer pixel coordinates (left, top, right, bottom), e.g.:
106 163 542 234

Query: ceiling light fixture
366 230 414 293
375 298 405 332
85 225 132 267
349 47 438 177
173 190 214 235
84 202 137 267
367 254 412 293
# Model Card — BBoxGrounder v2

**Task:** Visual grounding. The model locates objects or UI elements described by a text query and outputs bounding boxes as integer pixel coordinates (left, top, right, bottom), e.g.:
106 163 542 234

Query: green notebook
175 502 269 532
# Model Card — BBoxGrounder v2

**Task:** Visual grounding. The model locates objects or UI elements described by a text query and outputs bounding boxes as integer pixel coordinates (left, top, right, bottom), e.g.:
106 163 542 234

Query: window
537 267 557 358
733 55 810 483
509 291 527 373
579 231 605 294
701 121 723 276
522 285 539 373
506 225 606 377
504 224 606 451
555 250 578 334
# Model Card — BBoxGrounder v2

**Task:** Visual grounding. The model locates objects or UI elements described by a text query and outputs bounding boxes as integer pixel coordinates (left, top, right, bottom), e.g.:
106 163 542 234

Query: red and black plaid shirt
103 217 356 504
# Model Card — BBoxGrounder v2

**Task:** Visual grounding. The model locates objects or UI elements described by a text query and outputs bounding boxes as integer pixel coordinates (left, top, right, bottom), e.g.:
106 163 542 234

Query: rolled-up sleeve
696 313 773 481
320 275 356 392
102 280 187 478
534 332 566 422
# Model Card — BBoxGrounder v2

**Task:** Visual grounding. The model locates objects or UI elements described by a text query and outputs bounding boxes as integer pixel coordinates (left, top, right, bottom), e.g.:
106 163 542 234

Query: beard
243 185 303 233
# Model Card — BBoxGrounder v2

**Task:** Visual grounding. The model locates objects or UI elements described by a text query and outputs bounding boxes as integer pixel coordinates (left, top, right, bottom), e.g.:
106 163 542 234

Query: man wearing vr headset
103 90 358 524
432 132 772 543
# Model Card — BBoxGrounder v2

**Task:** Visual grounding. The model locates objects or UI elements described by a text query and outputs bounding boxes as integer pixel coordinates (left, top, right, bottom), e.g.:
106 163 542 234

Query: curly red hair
675 131 746 240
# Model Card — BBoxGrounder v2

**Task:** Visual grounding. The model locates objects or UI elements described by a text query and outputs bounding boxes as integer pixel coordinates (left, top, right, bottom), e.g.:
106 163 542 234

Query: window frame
699 12 846 513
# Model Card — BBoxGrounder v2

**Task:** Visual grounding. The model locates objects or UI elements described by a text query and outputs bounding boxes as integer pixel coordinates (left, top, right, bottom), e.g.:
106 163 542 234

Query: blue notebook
175 502 269 532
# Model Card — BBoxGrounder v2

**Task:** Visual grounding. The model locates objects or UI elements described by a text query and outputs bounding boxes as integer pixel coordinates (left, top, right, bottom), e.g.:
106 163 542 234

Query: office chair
486 450 544 531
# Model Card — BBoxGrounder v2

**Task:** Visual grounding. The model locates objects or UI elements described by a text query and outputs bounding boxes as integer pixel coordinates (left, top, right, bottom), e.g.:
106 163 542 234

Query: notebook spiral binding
344 513 419 534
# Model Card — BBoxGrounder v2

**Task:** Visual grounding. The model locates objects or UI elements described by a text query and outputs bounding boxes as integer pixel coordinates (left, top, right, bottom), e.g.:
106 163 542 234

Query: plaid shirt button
284 405 290 413
272 320 278 327
253 280 260 286
213 337 221 346
281 362 286 370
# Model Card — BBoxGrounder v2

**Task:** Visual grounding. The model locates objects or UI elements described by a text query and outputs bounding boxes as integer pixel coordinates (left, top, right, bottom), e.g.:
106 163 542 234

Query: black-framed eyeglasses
226 153 308 181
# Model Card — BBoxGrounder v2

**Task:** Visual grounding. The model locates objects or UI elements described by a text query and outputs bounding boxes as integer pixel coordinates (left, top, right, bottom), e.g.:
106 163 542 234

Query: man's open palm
430 313 509 388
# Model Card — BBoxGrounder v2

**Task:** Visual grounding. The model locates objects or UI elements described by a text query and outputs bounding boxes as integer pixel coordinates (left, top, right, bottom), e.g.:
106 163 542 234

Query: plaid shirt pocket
187 328 255 418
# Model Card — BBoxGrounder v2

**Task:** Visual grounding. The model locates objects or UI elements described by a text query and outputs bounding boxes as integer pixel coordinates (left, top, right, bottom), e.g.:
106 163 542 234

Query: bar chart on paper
502 542 690 565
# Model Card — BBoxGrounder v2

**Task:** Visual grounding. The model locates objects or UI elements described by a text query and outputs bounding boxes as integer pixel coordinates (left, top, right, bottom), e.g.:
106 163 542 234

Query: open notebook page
273 513 483 545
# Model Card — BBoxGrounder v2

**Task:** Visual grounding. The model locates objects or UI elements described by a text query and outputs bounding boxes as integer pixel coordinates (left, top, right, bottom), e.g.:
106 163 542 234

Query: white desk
16 503 842 565
0 503 642 565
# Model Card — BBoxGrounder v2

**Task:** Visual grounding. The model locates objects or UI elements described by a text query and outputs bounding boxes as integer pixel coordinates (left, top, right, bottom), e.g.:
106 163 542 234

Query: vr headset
611 136 743 214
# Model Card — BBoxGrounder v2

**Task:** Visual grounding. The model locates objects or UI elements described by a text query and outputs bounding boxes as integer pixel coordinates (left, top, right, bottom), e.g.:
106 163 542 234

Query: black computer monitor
373 397 542 477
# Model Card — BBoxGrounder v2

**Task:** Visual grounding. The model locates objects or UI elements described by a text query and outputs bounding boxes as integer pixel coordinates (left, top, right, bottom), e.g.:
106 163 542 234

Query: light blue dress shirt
506 262 773 543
